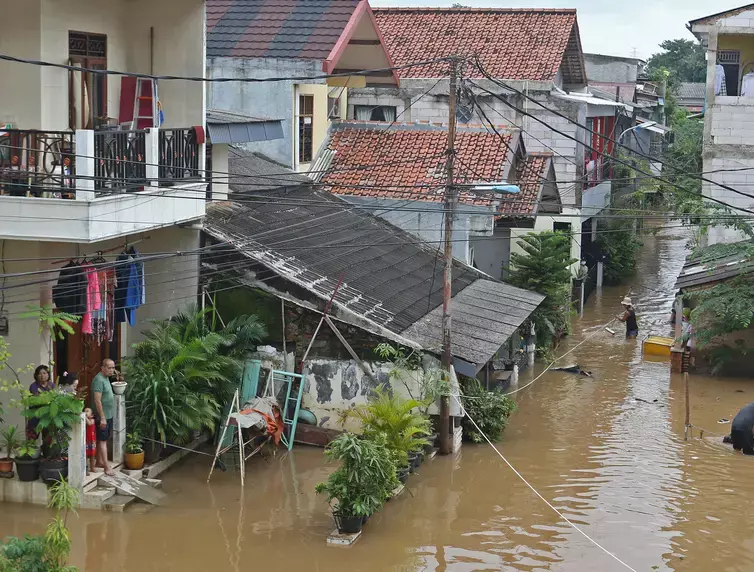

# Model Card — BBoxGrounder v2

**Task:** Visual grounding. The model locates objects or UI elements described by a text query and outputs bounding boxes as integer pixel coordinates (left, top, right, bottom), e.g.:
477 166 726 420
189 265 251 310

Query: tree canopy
647 39 706 83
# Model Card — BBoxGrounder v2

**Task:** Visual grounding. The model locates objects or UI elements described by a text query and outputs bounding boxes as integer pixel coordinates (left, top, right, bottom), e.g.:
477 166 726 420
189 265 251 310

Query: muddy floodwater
3 227 754 571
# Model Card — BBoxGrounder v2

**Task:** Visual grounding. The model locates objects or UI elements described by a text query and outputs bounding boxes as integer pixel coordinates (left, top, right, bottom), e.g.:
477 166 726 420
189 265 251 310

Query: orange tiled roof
320 122 525 209
498 153 551 216
373 8 581 81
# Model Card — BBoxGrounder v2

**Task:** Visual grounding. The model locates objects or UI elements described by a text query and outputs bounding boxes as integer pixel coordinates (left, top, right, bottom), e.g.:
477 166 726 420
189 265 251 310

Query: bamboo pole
684 372 690 441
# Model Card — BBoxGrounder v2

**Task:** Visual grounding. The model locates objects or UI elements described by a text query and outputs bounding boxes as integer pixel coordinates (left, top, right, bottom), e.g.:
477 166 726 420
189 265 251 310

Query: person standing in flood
726 403 754 455
618 297 639 339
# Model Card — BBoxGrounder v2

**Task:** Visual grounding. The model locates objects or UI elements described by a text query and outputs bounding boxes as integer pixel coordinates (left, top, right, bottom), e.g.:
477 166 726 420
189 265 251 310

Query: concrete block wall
710 100 754 146
702 156 754 245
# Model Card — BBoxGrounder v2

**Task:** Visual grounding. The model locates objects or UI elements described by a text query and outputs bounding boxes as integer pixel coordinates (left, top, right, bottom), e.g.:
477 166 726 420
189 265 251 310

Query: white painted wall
338 195 495 264
0 226 200 427
0 183 205 242
0 0 43 129
0 0 205 131
211 143 229 200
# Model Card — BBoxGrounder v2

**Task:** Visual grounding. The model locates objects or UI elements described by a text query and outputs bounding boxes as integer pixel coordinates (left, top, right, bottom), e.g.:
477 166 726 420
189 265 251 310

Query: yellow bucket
643 336 674 357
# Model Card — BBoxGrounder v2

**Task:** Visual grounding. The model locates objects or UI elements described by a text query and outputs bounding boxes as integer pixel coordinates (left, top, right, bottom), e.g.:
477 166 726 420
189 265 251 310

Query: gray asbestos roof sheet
675 241 754 290
400 279 544 367
204 185 544 365
207 109 285 143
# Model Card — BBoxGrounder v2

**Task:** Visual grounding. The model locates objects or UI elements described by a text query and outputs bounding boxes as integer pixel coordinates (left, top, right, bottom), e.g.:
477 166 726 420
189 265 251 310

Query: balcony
0 128 206 243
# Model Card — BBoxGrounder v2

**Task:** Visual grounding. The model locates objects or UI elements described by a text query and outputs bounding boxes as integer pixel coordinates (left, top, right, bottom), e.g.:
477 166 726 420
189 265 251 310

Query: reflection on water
3 227 754 571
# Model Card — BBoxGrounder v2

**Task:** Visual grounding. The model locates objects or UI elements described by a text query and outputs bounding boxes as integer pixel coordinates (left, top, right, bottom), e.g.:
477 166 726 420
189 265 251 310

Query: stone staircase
82 467 162 511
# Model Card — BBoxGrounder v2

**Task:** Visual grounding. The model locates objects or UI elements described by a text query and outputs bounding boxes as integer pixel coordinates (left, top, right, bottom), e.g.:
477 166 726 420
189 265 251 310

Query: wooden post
684 372 690 440
440 58 459 456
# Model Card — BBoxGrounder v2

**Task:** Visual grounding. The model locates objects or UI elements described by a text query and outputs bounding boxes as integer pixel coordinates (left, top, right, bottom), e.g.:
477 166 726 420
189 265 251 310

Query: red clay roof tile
321 122 537 211
373 8 578 80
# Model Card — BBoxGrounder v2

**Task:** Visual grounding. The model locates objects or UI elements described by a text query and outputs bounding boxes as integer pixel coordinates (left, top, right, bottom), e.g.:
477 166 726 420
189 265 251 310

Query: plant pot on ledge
14 457 40 482
39 458 68 484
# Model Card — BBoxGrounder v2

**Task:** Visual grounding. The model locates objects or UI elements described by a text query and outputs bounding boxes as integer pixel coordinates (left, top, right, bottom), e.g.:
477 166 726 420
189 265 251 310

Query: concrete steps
103 494 137 512
81 467 162 511
82 486 116 510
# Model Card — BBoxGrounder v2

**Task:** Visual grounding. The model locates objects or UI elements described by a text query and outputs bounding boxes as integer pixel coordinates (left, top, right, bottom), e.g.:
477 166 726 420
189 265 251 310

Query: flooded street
3 227 754 571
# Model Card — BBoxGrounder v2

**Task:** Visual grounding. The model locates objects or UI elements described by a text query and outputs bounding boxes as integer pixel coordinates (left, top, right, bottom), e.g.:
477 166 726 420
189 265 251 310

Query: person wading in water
618 297 639 339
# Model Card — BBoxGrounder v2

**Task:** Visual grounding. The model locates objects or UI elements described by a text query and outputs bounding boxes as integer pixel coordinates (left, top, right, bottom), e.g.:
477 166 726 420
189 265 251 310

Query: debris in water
552 364 592 377
718 418 730 424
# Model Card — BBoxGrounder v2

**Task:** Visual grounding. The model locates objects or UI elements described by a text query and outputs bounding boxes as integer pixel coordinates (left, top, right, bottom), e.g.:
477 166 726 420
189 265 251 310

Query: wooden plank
98 473 165 506
324 315 379 384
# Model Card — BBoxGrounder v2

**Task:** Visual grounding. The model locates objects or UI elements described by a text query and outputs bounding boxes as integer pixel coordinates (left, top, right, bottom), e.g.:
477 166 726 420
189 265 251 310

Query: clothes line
49 236 151 265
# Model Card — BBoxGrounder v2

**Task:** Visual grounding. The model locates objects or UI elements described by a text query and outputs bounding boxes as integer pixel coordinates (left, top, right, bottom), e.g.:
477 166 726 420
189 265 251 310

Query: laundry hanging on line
52 247 146 336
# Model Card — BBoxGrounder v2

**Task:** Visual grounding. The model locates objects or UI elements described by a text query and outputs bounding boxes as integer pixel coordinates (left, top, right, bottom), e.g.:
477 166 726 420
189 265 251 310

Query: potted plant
354 385 431 476
24 391 83 483
0 425 21 474
316 433 398 534
124 432 145 470
14 440 40 482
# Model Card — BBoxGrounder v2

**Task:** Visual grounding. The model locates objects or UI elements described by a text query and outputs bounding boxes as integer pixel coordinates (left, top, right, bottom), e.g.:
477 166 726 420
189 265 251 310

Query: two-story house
205 0 398 172
347 7 624 279
690 4 754 245
0 0 208 409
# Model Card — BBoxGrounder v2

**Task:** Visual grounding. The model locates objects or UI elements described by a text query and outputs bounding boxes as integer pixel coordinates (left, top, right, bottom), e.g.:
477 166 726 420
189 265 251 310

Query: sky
370 0 745 60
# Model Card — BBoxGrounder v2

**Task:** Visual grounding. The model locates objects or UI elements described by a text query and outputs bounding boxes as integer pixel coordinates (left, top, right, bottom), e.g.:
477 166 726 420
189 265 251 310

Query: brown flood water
3 226 754 571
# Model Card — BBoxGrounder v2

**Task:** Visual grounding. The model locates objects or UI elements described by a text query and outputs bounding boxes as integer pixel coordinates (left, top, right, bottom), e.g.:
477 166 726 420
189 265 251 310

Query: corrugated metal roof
203 186 544 366
675 241 754 290
207 108 285 143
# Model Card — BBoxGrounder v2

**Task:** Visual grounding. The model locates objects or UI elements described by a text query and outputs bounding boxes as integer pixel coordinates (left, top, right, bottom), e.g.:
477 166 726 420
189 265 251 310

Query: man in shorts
91 359 116 475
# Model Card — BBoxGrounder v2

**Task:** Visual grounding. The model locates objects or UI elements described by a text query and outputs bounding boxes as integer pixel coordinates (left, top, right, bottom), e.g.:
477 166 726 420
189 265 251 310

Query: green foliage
315 432 399 518
595 199 644 285
23 392 83 459
16 440 37 459
647 39 707 83
353 385 431 467
686 277 754 348
373 343 447 414
0 478 78 571
124 432 143 455
507 231 576 350
125 306 266 445
19 305 81 365
0 426 20 460
460 379 517 443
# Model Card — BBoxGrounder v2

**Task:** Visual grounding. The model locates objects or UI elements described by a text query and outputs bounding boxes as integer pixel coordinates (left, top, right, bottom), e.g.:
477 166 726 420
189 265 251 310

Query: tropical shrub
23 392 83 459
460 379 517 443
507 231 576 351
353 385 431 467
315 433 398 518
0 425 20 461
125 306 266 446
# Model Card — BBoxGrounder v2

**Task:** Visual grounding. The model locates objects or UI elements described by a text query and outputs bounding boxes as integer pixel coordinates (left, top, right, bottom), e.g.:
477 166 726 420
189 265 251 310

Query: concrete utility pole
440 58 458 455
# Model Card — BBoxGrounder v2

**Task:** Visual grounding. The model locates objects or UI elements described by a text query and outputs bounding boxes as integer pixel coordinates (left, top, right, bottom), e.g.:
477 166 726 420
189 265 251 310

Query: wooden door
54 324 120 401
